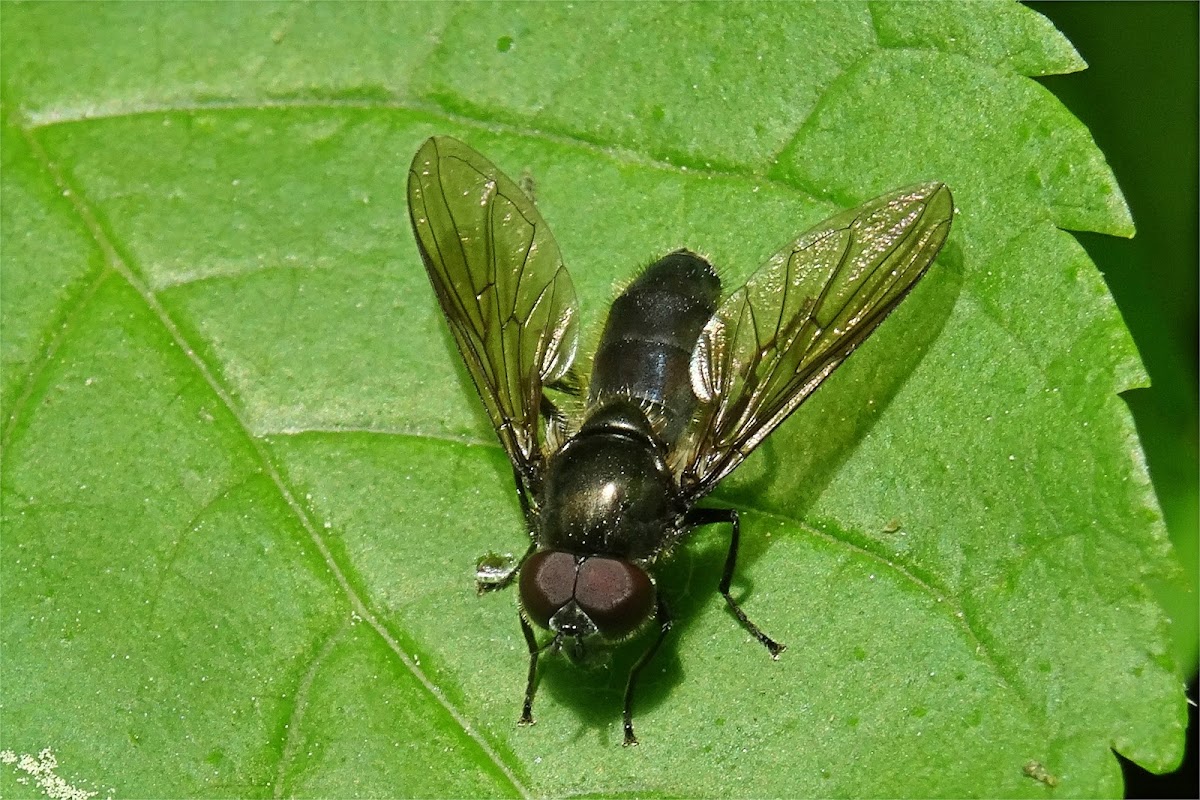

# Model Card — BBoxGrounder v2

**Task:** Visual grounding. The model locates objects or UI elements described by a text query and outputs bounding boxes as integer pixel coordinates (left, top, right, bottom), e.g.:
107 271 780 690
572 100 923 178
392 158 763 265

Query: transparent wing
680 182 954 497
407 136 579 494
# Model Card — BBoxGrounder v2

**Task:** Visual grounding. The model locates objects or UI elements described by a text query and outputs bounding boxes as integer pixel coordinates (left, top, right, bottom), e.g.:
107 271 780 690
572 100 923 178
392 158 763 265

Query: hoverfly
407 136 953 745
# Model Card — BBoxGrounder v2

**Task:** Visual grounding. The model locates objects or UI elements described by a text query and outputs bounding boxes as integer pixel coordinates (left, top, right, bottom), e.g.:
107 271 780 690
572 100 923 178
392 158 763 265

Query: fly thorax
540 404 676 558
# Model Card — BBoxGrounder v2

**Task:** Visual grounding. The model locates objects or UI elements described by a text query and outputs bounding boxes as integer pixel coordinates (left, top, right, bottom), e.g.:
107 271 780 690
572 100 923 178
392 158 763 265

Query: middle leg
685 506 785 658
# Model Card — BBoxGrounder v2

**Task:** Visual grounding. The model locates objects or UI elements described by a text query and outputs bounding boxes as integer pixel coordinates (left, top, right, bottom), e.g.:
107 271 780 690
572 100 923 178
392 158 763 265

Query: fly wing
679 183 953 498
408 136 579 495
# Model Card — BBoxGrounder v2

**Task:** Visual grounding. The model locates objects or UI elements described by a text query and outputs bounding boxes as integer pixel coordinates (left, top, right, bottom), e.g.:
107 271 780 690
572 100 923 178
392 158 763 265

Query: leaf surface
1 3 1185 797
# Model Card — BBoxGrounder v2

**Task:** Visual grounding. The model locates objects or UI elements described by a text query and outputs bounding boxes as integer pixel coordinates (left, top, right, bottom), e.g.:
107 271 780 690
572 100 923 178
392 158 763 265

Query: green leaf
1 3 1186 797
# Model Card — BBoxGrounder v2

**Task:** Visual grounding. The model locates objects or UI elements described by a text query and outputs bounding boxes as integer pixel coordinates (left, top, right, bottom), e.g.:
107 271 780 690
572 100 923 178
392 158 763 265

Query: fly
407 136 954 745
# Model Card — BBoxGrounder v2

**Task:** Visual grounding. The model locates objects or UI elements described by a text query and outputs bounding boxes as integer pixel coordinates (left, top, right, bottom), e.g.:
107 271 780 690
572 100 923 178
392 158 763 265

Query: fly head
520 550 656 663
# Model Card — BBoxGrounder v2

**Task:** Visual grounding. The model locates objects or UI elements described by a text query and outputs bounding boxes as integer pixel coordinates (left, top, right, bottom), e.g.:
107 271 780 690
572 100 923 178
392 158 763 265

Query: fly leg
623 598 673 746
539 395 570 456
476 460 541 594
518 612 551 726
512 463 539 529
685 506 785 658
541 371 582 450
546 367 583 397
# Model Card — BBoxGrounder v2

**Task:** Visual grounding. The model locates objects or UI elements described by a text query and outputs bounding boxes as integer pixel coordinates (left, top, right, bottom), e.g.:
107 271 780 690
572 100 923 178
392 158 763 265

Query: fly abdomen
588 250 720 444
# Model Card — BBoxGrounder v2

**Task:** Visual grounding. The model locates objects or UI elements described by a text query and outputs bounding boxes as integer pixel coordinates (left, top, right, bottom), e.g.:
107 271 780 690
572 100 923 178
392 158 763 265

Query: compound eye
519 550 577 629
574 557 655 640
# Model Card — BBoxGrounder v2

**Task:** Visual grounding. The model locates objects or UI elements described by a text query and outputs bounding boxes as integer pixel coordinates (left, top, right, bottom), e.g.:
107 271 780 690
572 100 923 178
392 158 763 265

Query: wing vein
681 183 953 497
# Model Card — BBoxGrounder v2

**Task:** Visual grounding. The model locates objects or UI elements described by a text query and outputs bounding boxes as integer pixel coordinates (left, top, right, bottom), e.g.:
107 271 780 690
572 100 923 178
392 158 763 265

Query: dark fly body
407 136 954 745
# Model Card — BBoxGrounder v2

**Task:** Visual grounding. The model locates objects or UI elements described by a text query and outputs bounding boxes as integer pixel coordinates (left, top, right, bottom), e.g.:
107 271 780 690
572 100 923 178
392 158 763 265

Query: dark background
1026 3 1198 798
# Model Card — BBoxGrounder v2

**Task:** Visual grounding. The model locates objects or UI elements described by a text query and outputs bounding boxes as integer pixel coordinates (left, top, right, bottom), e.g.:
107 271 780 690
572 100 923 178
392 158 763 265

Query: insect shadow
423 196 963 745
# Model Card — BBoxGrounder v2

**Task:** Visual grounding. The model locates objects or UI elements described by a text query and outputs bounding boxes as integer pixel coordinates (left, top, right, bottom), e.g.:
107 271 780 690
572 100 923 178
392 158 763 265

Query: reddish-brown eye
519 550 577 629
574 557 654 640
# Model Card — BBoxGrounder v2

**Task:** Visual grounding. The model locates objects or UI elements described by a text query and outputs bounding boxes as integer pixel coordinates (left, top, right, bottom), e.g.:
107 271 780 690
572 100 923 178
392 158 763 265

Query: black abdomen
588 250 720 445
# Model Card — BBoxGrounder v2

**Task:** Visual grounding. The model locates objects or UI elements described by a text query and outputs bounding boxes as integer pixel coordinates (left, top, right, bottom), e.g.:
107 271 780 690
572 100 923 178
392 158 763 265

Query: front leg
518 612 541 726
476 462 540 594
623 597 673 746
684 506 785 658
